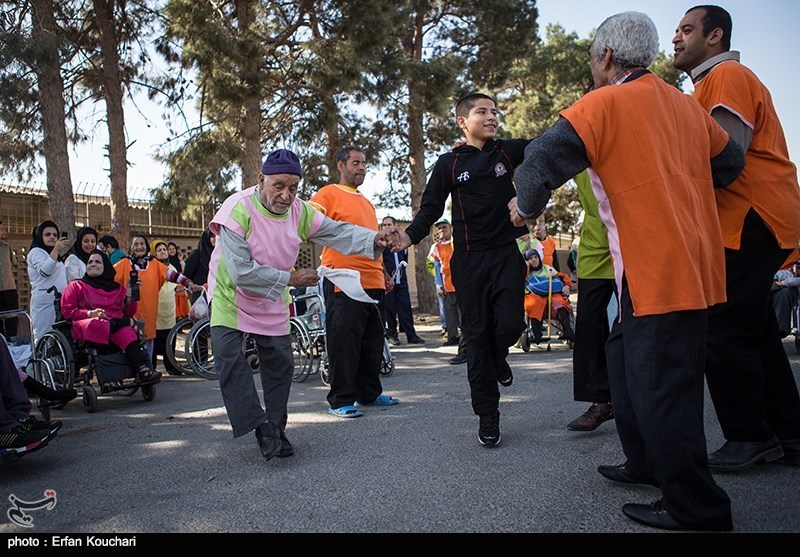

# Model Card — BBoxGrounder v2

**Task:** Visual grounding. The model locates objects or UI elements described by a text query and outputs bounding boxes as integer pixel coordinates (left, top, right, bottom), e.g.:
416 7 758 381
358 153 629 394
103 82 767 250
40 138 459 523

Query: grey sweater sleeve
711 107 753 152
218 225 289 301
515 118 591 219
710 137 745 189
310 216 381 260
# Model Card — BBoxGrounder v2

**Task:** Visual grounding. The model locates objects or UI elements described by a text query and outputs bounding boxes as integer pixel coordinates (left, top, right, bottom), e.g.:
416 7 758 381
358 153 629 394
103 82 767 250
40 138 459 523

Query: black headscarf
30 220 61 257
184 229 214 285
80 250 120 292
69 226 98 264
129 234 152 270
167 242 182 271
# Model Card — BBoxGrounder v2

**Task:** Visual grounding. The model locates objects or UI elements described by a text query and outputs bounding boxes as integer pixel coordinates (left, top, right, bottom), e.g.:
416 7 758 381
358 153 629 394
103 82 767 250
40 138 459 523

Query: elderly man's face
260 173 300 214
672 9 713 73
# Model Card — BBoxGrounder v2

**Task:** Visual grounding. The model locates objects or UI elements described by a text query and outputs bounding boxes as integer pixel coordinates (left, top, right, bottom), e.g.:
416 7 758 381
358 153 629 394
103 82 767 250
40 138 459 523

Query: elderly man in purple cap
208 149 396 461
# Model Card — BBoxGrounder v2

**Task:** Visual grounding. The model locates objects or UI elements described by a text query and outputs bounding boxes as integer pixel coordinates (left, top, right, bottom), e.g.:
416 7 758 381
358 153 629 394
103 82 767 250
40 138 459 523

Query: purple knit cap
262 149 302 177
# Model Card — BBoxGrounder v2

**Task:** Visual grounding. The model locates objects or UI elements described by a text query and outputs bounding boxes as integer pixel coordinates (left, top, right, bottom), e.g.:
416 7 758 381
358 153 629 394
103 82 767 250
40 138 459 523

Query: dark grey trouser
211 326 293 438
443 291 466 355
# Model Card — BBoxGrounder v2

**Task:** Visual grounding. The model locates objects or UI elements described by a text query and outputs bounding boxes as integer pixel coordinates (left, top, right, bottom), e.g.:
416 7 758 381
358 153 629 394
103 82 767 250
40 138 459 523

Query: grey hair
591 11 659 69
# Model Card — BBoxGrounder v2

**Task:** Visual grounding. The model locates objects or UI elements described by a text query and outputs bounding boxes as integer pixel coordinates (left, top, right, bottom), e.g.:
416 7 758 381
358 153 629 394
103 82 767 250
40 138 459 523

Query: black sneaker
254 422 281 460
496 360 513 387
277 430 295 458
478 409 501 447
0 426 50 454
407 336 426 345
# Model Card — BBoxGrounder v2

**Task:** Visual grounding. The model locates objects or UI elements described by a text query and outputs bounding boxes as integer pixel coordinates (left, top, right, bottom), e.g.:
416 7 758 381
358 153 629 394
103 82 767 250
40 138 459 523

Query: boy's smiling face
458 98 499 146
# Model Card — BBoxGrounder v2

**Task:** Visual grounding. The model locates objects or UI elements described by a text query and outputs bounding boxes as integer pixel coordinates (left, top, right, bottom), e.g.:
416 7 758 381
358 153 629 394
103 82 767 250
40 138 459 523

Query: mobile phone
60 231 68 239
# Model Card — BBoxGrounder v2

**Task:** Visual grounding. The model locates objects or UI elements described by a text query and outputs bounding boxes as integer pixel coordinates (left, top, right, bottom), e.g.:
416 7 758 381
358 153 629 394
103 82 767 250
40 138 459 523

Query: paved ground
2 317 799 533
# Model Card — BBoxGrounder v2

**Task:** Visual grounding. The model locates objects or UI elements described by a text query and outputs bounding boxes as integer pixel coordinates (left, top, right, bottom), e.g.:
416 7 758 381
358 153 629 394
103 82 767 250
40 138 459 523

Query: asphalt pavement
2 317 799 534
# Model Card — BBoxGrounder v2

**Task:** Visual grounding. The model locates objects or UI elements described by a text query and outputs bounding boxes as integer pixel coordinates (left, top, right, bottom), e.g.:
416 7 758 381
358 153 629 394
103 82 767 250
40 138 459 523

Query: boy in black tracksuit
396 93 530 446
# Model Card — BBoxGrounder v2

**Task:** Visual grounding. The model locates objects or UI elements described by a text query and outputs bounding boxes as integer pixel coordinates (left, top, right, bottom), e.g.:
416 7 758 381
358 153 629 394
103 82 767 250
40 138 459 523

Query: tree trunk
323 97 339 184
238 0 261 189
93 0 130 247
406 10 436 315
30 0 76 239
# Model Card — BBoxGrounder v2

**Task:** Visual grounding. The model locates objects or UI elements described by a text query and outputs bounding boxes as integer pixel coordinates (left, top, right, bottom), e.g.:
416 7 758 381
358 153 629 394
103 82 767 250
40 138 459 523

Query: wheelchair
289 286 395 385
184 316 259 380
32 287 158 414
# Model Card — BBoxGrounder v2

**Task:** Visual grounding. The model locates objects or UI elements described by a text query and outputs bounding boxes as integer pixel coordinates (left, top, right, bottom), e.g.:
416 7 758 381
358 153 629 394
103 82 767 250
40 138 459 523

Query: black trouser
152 328 178 373
384 284 418 339
770 285 798 338
323 279 384 409
572 278 615 403
451 243 526 416
0 289 19 337
443 291 466 355
607 279 731 530
706 209 800 442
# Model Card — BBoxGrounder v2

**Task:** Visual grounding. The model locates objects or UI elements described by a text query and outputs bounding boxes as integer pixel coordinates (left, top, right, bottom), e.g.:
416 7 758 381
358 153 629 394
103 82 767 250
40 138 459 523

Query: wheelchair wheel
186 318 217 380
290 318 312 383
320 352 330 386
141 384 156 402
82 385 98 413
35 329 76 391
166 317 195 375
380 339 395 376
519 331 530 352
244 334 259 373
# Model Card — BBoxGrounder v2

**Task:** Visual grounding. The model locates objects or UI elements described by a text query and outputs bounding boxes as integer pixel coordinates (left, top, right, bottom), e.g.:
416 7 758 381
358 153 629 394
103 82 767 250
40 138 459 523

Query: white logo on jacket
457 171 470 183
495 163 507 177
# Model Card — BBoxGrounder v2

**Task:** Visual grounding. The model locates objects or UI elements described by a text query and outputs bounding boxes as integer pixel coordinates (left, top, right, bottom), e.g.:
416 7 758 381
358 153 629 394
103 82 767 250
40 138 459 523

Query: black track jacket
406 138 531 252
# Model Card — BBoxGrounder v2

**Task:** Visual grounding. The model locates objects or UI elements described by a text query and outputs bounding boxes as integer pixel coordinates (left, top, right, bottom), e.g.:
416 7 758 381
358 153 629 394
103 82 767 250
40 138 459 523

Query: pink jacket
61 280 137 345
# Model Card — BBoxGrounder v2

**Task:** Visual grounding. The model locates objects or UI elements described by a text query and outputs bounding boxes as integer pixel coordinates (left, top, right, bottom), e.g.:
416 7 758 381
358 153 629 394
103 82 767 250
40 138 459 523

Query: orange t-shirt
561 72 729 316
431 240 455 293
540 236 557 267
694 60 800 250
114 257 167 340
310 184 384 290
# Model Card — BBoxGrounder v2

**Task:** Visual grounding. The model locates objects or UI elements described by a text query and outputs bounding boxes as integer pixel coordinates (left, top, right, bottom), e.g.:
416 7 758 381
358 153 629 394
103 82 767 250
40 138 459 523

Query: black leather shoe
622 500 684 531
449 353 467 365
255 422 281 461
277 430 294 458
407 336 426 345
778 438 800 465
598 462 657 487
707 438 784 471
496 360 513 387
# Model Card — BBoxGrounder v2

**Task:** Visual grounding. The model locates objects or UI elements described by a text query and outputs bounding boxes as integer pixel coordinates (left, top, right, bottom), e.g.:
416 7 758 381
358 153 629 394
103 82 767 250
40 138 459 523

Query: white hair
591 11 659 69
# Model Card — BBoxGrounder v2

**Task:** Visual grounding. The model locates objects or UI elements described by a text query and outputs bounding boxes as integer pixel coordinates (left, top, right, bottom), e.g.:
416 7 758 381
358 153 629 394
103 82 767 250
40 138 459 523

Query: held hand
391 229 413 253
562 285 571 296
55 237 71 256
89 308 109 320
188 281 203 293
508 197 526 227
288 268 320 288
384 273 395 292
374 228 394 249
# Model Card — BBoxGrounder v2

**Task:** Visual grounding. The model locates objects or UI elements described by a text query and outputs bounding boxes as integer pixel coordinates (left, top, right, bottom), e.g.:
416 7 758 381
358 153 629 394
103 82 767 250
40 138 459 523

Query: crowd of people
2 4 800 533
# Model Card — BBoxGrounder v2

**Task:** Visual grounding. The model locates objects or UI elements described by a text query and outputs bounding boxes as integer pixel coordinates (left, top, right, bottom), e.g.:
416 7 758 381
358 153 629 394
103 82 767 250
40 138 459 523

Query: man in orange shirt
511 12 744 531
672 4 800 471
310 146 399 418
430 219 466 364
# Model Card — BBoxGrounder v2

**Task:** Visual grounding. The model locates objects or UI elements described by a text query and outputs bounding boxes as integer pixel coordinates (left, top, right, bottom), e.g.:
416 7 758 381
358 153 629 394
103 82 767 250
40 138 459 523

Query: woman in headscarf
183 229 215 303
113 234 197 359
27 220 70 342
167 242 189 318
64 226 98 283
61 251 160 383
523 247 574 343
150 239 182 374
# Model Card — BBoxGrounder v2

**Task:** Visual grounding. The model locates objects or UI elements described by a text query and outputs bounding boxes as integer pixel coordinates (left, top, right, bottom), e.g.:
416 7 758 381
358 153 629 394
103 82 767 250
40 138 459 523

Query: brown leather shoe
567 403 614 431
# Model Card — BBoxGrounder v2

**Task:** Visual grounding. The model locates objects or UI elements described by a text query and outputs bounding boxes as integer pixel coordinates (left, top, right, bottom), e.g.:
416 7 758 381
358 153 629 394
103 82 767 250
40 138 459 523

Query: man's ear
457 115 466 131
706 27 724 47
602 47 614 71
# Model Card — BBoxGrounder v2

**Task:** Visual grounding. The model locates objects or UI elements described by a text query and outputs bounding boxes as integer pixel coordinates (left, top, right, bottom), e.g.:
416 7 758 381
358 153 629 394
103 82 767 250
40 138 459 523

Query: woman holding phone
27 220 70 342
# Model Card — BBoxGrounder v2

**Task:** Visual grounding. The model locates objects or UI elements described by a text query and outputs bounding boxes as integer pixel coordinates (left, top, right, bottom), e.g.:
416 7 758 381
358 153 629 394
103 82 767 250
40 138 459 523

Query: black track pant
706 209 800 442
607 279 732 530
572 278 615 403
451 243 526 416
323 279 385 409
